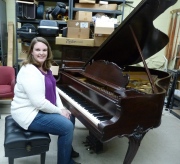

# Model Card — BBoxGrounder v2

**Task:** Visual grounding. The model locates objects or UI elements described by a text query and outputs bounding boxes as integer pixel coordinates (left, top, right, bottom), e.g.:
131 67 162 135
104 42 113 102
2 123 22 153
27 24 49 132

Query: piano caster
83 131 103 154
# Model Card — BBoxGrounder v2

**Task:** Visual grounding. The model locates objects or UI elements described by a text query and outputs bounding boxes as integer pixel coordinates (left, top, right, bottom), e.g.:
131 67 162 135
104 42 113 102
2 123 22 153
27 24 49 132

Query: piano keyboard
57 86 112 126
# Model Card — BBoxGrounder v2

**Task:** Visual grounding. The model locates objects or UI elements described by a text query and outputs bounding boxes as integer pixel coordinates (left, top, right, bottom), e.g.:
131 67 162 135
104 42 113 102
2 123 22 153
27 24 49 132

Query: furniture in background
0 66 15 99
0 66 15 118
4 115 51 164
165 69 180 119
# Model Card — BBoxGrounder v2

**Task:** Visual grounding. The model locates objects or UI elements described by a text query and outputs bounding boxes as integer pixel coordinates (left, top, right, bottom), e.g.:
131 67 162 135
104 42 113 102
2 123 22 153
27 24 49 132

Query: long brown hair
22 37 53 71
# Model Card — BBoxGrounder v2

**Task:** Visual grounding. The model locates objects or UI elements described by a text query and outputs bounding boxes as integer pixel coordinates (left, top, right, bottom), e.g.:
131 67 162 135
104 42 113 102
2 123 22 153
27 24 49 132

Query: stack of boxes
56 8 94 46
67 10 92 39
94 19 114 46
56 1 117 47
75 11 92 21
67 20 90 39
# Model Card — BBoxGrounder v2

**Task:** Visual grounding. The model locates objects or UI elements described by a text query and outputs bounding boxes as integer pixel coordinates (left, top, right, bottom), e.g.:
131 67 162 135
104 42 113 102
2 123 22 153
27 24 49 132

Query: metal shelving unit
14 0 128 74
14 0 70 74
70 0 126 21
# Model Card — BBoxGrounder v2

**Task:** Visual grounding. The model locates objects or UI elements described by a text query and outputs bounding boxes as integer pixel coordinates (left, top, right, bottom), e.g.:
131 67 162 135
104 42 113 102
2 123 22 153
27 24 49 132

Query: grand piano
56 0 177 163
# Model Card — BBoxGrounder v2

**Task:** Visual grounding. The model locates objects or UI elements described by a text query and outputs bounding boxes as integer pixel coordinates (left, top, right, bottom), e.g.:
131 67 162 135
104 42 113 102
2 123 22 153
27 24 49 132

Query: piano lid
85 0 177 67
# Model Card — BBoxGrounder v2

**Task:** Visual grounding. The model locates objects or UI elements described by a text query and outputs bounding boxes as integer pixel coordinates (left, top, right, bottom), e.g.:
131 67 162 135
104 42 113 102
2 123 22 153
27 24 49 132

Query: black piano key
93 113 111 120
97 116 112 121
89 112 101 115
86 109 100 114
93 113 107 117
79 102 92 107
85 106 97 110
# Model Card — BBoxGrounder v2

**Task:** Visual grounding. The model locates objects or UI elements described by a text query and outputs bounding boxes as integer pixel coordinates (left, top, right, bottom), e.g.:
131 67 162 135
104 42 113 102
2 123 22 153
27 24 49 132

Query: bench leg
41 152 46 164
8 157 14 164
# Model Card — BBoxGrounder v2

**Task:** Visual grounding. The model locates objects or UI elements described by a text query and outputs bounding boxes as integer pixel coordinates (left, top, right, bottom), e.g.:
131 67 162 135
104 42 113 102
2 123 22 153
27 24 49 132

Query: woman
11 37 80 164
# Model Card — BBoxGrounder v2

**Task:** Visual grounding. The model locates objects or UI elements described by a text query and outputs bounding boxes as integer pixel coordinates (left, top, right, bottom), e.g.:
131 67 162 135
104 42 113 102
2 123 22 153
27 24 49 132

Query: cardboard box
67 20 90 39
94 34 109 47
67 27 90 39
95 26 114 35
50 66 59 76
67 20 90 28
94 20 114 34
75 11 92 21
56 37 94 47
75 3 117 10
79 0 95 3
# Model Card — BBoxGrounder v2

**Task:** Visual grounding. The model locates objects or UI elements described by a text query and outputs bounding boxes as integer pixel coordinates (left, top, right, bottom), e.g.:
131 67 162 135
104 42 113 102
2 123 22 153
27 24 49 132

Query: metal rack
14 0 71 74
165 69 180 119
14 0 128 74
70 0 126 21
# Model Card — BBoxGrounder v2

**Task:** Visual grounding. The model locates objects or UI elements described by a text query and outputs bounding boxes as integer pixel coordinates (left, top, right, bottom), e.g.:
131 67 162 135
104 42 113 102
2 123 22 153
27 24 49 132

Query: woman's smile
31 42 48 65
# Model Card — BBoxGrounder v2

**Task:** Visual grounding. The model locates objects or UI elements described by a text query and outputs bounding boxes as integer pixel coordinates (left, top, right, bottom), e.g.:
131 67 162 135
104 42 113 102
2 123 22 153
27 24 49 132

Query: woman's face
31 42 48 66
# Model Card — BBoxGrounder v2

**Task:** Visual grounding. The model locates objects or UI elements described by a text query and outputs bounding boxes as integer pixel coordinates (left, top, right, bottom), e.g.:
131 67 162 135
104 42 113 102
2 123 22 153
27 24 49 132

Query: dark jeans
28 111 75 164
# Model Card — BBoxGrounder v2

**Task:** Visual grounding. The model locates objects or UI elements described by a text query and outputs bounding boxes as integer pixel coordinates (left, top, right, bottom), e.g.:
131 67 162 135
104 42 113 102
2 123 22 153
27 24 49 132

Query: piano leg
123 126 152 164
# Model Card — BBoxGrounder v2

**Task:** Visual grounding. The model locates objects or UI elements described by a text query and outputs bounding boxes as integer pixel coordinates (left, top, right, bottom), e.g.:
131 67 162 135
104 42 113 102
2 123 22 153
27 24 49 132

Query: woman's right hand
61 109 71 119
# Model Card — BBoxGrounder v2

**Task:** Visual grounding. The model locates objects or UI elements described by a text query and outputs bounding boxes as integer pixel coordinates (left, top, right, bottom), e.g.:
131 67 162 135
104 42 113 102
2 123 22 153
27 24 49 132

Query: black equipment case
38 20 59 37
17 23 37 41
16 2 36 19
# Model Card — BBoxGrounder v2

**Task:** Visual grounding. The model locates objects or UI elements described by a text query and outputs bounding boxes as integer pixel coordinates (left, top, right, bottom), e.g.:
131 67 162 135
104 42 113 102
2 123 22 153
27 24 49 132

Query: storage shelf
15 0 126 74
17 19 67 25
72 8 122 14
70 0 126 21
35 0 68 2
84 0 125 4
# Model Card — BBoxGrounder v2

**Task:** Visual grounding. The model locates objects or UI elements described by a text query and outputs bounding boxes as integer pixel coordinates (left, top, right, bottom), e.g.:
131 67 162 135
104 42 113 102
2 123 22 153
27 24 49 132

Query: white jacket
11 64 64 130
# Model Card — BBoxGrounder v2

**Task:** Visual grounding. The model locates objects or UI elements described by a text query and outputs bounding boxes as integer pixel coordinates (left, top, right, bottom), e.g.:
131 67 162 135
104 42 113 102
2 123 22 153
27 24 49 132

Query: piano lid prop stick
129 25 158 94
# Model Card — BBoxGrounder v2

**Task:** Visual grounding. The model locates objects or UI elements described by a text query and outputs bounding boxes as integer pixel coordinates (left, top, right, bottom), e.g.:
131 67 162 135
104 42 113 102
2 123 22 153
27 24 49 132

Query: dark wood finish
56 0 176 163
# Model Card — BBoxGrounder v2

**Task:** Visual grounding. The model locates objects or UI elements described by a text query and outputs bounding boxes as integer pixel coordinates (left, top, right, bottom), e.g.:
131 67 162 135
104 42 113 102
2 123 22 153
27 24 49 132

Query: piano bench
4 115 51 164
